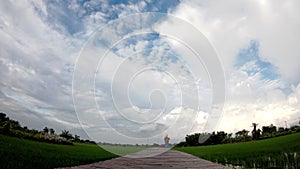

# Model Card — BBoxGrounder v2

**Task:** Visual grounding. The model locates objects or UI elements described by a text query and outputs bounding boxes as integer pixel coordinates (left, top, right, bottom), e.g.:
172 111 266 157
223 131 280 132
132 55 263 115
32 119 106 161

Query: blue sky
235 40 279 80
0 0 299 145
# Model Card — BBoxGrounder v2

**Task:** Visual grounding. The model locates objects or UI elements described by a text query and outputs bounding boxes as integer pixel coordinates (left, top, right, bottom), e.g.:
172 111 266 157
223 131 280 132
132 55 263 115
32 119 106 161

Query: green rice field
0 134 117 169
175 132 300 168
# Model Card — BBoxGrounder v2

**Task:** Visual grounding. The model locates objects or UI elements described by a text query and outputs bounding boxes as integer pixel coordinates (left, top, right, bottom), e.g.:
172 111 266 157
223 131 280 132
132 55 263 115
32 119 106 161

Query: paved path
59 148 233 169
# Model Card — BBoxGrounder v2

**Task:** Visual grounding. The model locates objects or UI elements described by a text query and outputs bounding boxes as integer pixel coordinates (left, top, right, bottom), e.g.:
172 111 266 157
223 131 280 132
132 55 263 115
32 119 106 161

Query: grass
174 133 300 169
0 134 117 169
100 145 146 156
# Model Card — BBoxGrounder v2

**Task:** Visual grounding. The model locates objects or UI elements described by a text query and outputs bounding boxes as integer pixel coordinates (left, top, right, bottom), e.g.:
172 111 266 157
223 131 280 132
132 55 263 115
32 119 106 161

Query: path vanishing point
58 148 233 169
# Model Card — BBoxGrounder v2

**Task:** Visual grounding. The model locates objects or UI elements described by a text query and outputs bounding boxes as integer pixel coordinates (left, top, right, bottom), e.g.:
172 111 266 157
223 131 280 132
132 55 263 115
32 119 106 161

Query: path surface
59 148 232 169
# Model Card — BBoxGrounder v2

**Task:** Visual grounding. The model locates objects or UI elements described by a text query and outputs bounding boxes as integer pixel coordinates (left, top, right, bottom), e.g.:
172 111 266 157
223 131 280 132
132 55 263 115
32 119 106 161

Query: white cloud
0 0 81 131
218 100 300 134
166 0 300 134
170 0 300 83
1 0 299 144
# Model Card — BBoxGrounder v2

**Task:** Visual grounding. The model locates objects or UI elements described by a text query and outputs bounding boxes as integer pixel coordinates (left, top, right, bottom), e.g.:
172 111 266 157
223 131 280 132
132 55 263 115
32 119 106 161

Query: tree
9 120 21 130
29 129 39 135
0 112 8 123
208 131 228 145
262 124 277 137
251 123 260 140
185 133 201 146
2 121 11 134
278 127 285 132
74 134 80 142
235 129 250 142
235 129 249 137
43 127 49 134
222 133 233 143
49 128 55 135
290 125 300 132
60 130 73 140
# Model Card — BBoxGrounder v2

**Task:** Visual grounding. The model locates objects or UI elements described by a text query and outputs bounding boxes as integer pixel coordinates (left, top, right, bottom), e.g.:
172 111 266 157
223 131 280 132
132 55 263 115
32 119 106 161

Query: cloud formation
0 0 299 144
170 0 300 133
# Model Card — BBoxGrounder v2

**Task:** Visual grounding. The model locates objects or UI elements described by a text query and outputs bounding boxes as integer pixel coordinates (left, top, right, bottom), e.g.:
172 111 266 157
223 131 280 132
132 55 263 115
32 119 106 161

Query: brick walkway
58 148 233 169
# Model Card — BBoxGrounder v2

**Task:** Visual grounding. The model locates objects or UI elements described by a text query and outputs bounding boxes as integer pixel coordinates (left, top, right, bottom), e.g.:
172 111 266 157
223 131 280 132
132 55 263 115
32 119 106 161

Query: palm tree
60 130 73 140
49 128 55 135
251 123 260 140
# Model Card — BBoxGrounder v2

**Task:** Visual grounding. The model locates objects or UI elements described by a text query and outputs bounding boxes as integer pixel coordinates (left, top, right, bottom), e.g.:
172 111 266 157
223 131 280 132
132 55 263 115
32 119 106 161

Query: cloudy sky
0 0 299 145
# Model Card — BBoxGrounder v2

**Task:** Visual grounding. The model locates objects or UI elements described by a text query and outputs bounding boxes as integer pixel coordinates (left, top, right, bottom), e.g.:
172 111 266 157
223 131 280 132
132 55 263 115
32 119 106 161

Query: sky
0 0 299 145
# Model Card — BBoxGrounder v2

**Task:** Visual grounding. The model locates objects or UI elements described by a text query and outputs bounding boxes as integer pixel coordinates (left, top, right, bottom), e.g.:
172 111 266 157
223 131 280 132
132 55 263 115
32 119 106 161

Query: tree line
0 112 95 145
176 122 300 147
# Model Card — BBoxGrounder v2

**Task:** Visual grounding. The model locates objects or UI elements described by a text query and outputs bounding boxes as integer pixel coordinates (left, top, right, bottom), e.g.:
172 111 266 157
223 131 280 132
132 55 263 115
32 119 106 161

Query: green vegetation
0 112 96 145
0 134 117 169
100 145 146 156
0 112 71 145
2 112 299 168
175 133 300 169
177 123 300 147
